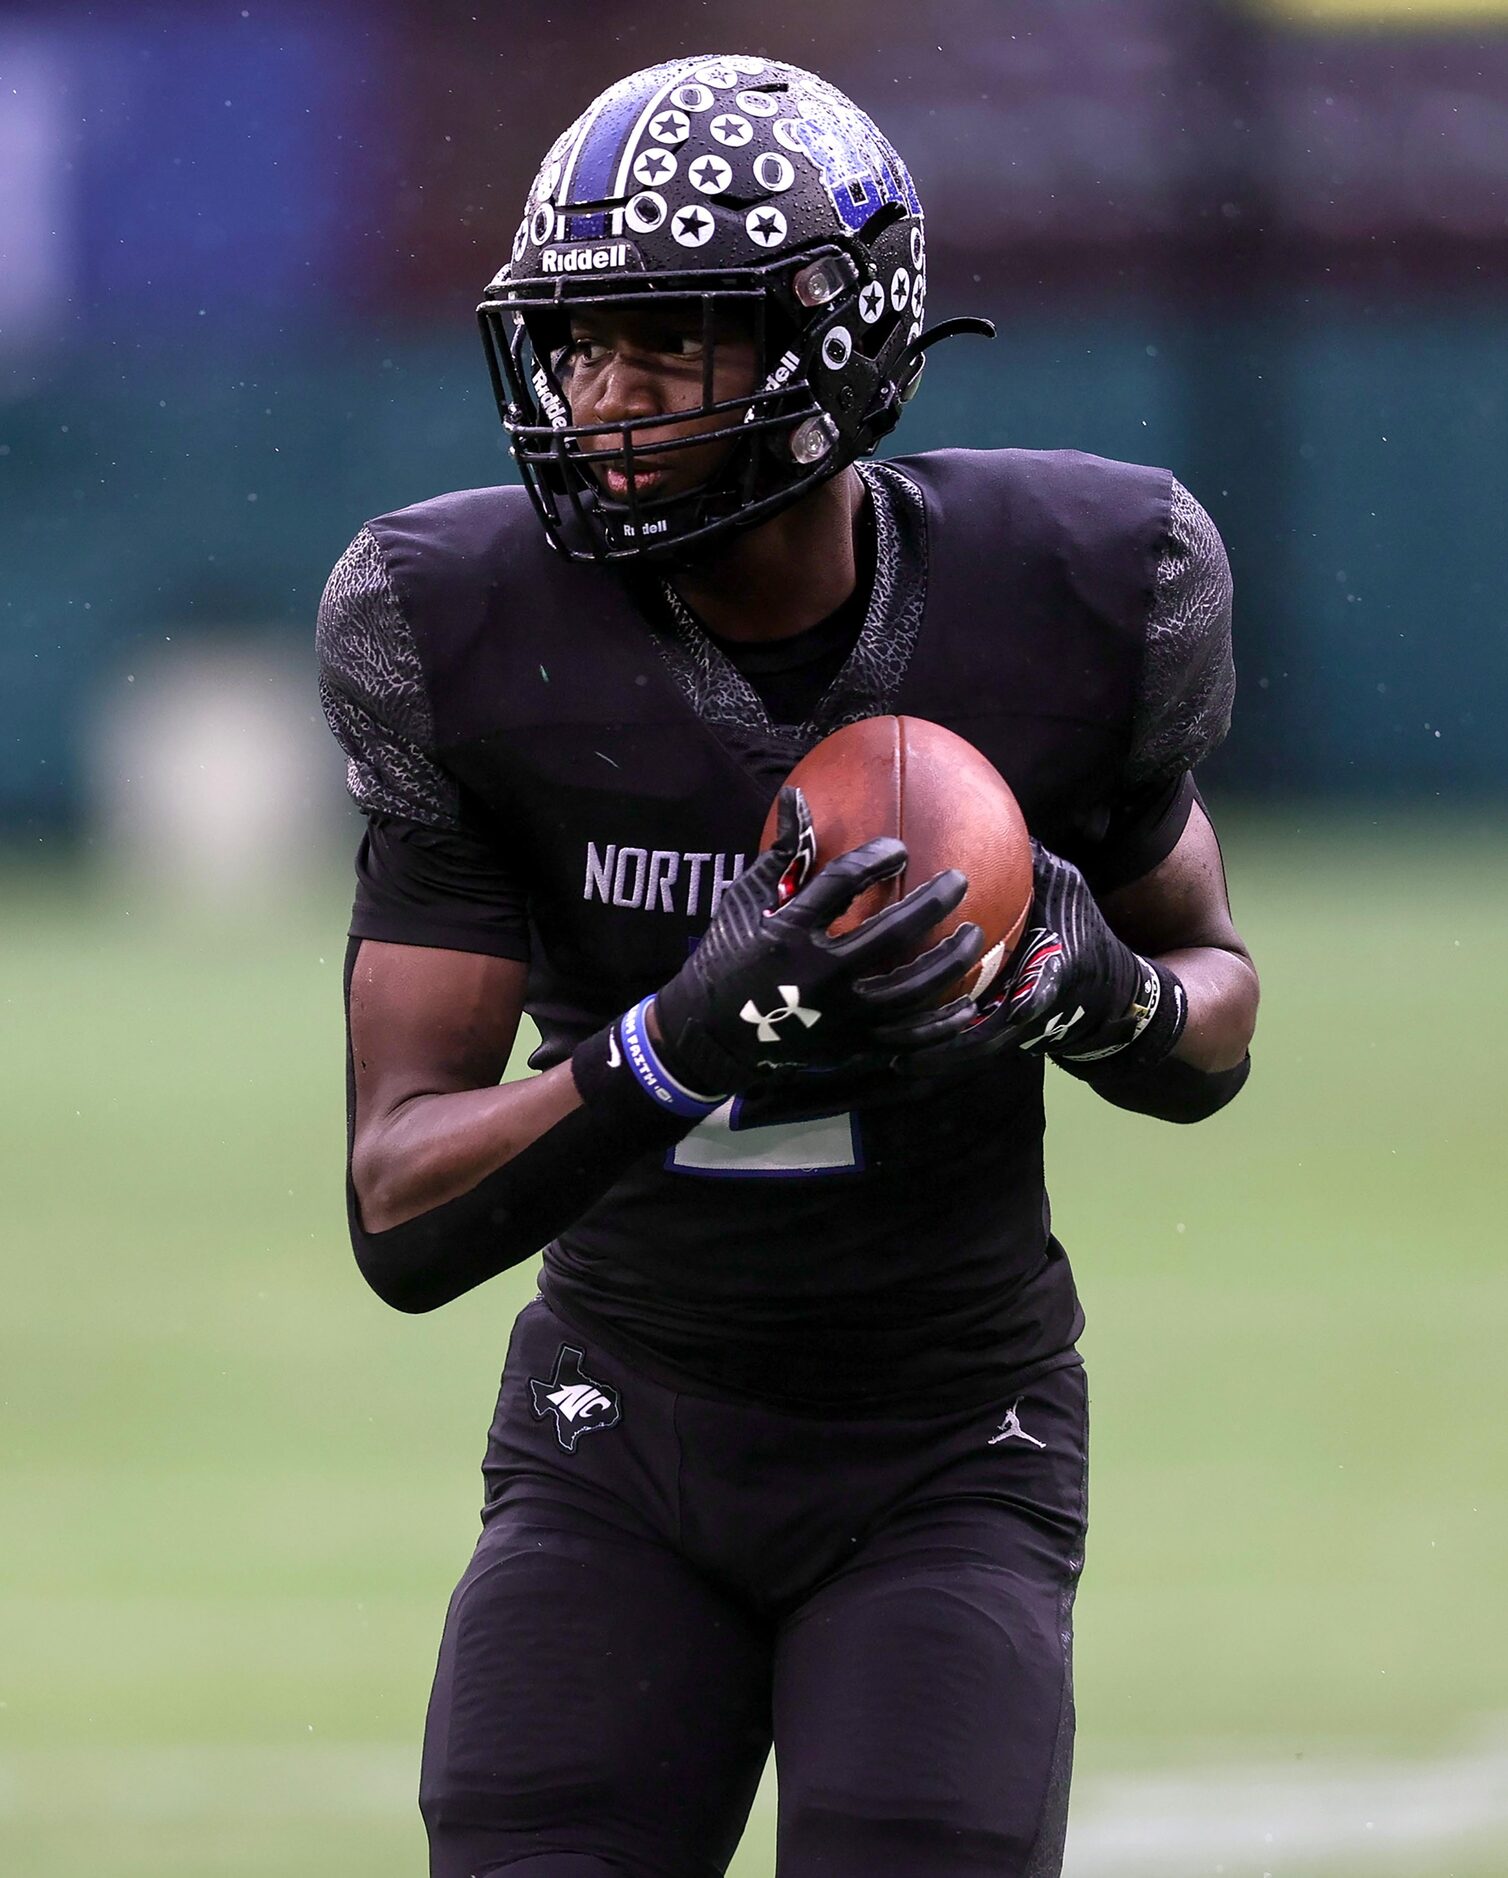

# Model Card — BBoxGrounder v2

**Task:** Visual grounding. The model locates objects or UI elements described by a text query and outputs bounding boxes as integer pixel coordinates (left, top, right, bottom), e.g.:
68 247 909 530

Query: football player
319 54 1258 1878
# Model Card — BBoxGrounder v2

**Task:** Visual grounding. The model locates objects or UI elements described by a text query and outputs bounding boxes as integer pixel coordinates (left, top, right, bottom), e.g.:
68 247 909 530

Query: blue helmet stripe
609 71 688 208
565 79 658 240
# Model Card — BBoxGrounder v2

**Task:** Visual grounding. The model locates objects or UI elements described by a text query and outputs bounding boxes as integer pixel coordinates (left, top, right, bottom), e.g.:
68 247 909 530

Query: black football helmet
478 54 991 563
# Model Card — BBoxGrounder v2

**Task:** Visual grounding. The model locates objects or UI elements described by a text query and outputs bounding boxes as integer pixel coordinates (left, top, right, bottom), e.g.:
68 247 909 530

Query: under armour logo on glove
1018 1006 1086 1052
740 987 821 1044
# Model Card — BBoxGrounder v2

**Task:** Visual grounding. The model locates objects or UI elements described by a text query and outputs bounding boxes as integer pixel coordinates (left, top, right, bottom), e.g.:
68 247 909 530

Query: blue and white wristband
617 997 727 1121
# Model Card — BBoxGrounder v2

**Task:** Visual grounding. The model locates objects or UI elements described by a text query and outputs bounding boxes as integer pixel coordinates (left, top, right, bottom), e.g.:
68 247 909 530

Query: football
760 715 1034 1002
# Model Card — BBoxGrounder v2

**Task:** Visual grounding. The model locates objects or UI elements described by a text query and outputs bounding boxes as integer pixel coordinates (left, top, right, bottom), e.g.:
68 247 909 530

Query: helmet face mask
481 269 829 560
477 55 938 565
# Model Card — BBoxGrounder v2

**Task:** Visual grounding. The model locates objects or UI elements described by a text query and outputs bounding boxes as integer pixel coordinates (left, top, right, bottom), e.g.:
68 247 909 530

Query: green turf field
3 815 1505 1876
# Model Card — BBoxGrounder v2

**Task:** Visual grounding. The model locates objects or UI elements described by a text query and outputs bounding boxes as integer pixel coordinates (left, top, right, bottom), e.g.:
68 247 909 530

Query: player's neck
668 468 866 644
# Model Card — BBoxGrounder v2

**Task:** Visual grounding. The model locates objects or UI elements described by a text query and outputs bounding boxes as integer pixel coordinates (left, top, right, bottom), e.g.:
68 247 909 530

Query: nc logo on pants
530 1344 622 1453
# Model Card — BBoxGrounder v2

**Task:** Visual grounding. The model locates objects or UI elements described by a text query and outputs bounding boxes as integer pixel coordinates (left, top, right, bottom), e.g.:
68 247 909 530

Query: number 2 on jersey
668 1098 863 1178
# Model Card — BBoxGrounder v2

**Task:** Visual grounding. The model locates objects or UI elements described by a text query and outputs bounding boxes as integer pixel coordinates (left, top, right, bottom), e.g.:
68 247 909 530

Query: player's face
554 303 759 503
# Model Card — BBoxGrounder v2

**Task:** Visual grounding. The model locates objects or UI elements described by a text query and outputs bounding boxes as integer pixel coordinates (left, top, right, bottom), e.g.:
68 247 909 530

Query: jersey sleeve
1064 480 1234 894
318 527 531 961
1127 478 1235 790
317 525 461 828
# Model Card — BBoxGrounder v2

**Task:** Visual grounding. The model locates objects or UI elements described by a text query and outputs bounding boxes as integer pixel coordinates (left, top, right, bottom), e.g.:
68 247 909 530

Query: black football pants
420 1298 1088 1877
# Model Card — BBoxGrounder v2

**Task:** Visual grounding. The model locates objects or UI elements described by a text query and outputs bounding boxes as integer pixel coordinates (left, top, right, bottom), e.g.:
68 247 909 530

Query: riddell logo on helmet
541 243 631 274
745 349 803 425
760 350 802 394
530 368 569 429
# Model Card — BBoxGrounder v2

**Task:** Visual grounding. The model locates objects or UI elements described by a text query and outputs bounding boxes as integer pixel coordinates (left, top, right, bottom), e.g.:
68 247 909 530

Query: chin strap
869 316 997 439
908 315 999 353
899 316 996 397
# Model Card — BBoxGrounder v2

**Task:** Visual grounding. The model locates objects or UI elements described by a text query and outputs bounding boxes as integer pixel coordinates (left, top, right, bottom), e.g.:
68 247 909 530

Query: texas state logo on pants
529 1343 622 1452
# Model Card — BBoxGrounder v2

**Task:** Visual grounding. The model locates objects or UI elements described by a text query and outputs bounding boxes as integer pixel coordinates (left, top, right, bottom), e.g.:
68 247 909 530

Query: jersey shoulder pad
365 483 542 632
891 444 1171 568
891 443 1169 510
364 484 580 709
888 445 1173 671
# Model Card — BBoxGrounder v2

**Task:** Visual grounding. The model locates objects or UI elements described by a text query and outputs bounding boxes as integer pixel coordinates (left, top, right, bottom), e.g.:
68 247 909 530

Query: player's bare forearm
352 1063 583 1234
1151 940 1259 1072
348 939 584 1234
1101 797 1260 1075
343 937 701 1311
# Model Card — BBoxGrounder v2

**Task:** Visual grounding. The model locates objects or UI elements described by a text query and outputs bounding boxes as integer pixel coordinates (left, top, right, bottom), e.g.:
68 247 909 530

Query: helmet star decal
632 148 676 187
745 205 787 247
859 280 886 323
649 109 690 144
689 154 734 195
710 113 753 147
671 204 716 247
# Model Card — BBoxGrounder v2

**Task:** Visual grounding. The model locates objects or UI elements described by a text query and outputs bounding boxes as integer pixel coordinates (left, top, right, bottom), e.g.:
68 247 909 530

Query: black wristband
570 1017 718 1145
1054 957 1188 1069
1122 959 1189 1068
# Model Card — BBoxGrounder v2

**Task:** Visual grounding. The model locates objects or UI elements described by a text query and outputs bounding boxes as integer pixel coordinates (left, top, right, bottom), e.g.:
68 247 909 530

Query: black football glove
643 786 984 1102
907 840 1187 1075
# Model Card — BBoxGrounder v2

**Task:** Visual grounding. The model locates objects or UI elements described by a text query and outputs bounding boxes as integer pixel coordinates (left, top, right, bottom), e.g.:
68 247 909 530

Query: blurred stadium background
3 1 1506 1872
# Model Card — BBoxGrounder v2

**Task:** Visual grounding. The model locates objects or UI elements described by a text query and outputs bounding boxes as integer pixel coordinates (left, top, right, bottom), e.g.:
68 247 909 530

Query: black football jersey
318 450 1234 1410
